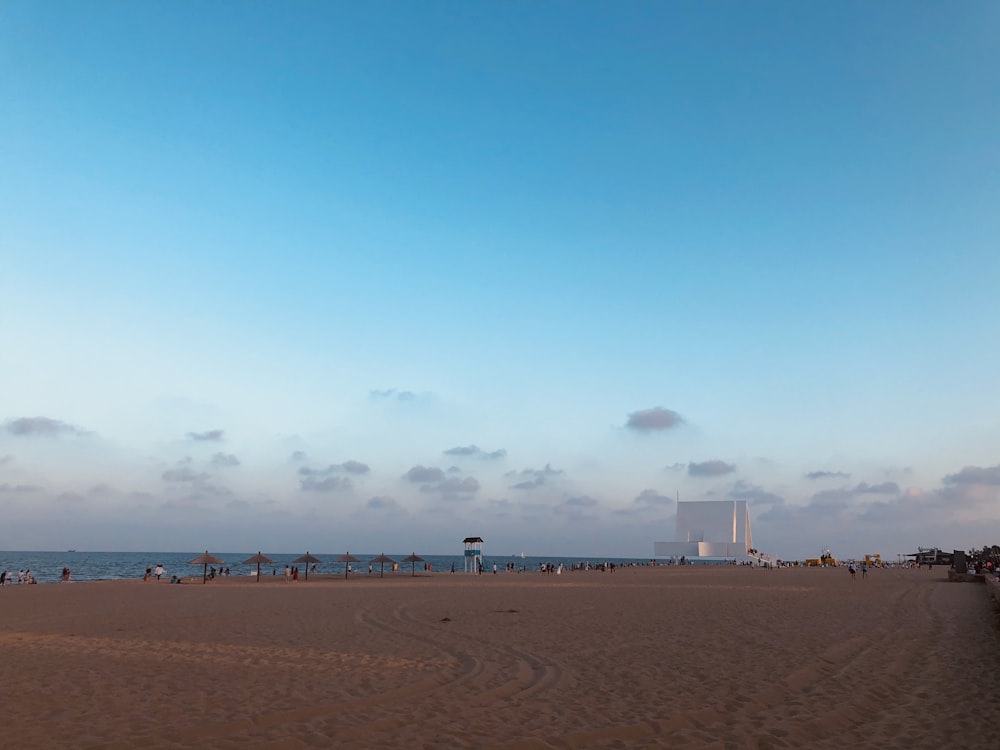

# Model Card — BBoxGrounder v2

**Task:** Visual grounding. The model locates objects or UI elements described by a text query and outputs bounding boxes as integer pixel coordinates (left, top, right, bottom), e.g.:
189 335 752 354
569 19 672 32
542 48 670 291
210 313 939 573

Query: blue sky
1 2 998 559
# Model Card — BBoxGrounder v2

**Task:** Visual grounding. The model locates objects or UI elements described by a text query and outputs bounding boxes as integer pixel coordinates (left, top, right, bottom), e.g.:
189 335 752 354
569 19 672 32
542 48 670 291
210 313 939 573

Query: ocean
0 550 655 584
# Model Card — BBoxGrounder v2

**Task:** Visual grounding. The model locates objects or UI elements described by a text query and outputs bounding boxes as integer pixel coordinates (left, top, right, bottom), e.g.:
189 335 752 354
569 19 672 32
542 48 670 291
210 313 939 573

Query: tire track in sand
502 575 936 749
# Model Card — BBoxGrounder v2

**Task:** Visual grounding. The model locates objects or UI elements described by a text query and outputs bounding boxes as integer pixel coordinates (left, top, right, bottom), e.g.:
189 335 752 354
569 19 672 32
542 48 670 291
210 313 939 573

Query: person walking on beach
861 561 868 580
284 565 291 583
18 569 24 584
155 564 164 581
848 563 856 581
0 570 6 586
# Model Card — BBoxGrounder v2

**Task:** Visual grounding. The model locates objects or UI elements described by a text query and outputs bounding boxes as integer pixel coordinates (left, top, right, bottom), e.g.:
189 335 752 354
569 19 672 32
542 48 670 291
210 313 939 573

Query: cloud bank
4 417 90 437
625 407 684 432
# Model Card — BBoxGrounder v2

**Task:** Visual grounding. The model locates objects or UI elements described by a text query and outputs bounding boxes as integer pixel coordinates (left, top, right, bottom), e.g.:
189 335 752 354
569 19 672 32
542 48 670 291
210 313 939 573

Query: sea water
0 550 655 584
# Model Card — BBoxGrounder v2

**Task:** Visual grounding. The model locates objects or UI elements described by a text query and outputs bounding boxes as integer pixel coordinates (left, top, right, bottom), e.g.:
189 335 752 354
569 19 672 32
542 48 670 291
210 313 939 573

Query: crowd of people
0 568 39 585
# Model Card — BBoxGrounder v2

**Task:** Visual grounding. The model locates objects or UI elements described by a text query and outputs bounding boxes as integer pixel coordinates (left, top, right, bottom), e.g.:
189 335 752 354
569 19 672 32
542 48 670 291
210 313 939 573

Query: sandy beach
1 567 997 749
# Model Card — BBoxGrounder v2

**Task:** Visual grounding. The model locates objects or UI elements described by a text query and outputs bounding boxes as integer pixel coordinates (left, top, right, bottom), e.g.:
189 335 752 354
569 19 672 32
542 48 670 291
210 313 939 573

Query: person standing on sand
155 564 164 581
284 565 291 582
848 563 856 580
0 570 6 586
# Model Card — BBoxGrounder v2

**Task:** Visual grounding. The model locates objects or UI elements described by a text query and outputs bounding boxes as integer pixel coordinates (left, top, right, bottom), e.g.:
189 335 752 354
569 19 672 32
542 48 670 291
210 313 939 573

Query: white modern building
654 500 756 562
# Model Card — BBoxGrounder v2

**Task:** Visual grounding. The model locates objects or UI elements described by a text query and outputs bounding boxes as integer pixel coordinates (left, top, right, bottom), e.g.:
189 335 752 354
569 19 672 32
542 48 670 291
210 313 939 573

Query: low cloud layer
5 417 90 437
423 476 481 497
403 465 480 499
728 480 785 509
853 481 900 495
0 483 42 493
944 465 1000 486
443 445 507 460
805 470 850 480
626 407 684 432
404 465 445 483
300 476 353 492
554 495 601 522
301 461 370 477
370 388 417 402
634 489 673 506
187 429 225 442
159 458 232 502
508 464 564 491
162 464 211 484
297 460 369 490
366 495 398 511
688 460 736 477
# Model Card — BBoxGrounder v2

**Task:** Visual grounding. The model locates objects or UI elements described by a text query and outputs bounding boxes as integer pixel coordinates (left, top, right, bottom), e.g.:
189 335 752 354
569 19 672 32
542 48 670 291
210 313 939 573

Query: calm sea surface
0 550 655 584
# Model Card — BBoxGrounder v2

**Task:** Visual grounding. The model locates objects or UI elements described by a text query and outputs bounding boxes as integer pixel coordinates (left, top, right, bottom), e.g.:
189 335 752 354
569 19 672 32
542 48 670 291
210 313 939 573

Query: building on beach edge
654 500 763 563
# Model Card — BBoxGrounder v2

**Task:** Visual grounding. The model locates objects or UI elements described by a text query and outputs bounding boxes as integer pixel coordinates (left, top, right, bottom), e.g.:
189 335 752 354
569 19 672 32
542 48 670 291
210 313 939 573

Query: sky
1 2 998 560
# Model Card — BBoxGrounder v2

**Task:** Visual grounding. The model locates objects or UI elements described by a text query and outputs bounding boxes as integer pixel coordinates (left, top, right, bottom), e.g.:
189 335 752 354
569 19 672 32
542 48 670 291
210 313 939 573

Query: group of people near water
0 569 39 585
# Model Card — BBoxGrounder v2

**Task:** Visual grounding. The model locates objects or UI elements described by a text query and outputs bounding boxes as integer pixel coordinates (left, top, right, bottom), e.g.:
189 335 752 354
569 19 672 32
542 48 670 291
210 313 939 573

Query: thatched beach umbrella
370 553 396 578
335 552 361 579
403 553 425 577
188 551 225 584
293 552 322 581
243 551 273 582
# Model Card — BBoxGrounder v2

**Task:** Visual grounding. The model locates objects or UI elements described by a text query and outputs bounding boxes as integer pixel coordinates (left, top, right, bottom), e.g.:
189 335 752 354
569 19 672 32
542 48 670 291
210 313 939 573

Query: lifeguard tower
462 536 483 573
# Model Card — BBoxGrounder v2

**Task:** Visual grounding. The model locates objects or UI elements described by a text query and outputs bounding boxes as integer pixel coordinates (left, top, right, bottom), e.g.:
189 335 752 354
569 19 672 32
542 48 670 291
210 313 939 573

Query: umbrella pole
256 562 261 582
203 562 208 584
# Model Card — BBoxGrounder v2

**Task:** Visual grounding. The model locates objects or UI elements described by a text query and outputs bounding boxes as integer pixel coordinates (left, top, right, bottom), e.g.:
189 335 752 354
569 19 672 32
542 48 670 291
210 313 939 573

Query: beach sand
1 567 997 749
